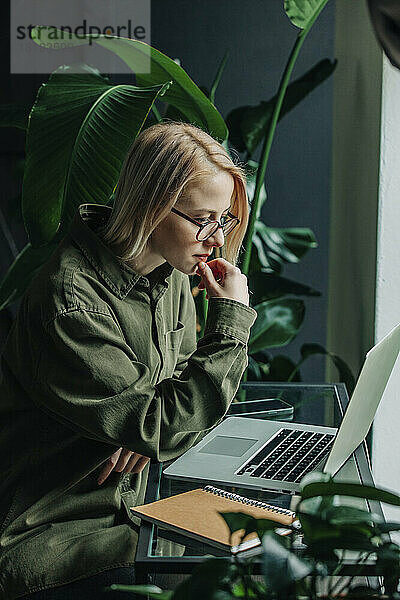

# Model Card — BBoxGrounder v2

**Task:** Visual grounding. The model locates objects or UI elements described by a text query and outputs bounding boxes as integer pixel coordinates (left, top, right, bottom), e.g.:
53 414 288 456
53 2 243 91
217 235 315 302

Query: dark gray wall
150 0 335 381
1 0 336 382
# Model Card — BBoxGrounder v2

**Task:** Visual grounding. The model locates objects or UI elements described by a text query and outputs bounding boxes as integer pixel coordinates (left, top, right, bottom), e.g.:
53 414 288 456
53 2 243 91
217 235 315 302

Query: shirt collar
68 203 174 300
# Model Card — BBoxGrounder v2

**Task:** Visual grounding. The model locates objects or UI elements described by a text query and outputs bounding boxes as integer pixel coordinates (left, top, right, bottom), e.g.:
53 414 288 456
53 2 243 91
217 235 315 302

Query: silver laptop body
164 323 400 494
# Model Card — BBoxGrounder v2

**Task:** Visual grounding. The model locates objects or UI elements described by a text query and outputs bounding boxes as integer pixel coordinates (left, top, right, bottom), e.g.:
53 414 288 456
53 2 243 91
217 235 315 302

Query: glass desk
135 382 378 583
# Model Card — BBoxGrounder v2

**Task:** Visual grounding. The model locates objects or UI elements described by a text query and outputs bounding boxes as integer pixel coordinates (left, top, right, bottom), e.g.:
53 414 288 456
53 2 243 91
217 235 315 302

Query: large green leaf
220 512 280 542
249 271 320 303
253 221 317 272
22 64 170 246
249 298 305 353
284 0 330 30
209 50 230 105
251 233 272 273
300 479 400 507
228 59 336 156
31 28 227 142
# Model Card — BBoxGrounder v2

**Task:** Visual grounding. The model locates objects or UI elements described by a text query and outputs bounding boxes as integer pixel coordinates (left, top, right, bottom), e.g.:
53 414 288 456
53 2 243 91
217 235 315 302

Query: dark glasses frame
171 207 240 241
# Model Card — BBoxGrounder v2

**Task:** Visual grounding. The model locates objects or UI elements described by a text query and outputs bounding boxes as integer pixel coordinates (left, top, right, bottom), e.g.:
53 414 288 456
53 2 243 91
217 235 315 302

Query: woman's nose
206 226 225 248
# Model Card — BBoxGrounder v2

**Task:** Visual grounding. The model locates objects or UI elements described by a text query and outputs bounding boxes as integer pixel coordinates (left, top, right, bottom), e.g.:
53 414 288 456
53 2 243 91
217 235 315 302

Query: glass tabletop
135 382 374 577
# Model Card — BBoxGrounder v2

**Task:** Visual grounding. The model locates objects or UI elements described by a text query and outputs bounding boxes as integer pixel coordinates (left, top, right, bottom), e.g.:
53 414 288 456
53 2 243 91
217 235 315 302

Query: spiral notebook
131 485 295 553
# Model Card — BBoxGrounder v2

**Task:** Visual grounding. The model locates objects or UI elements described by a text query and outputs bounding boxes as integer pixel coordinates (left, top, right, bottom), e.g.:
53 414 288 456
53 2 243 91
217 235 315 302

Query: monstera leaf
251 221 317 274
249 298 305 353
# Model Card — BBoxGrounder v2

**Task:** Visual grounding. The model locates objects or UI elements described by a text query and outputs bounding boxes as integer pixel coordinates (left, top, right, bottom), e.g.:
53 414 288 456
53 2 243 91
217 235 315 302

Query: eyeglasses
171 207 240 241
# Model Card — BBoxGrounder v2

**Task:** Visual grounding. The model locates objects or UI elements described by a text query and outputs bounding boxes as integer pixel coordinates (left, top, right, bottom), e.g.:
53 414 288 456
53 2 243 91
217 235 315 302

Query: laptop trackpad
199 436 258 457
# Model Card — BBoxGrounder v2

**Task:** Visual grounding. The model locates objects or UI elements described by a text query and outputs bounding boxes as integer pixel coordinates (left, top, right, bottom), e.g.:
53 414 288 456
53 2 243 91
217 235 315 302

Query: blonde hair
99 121 249 265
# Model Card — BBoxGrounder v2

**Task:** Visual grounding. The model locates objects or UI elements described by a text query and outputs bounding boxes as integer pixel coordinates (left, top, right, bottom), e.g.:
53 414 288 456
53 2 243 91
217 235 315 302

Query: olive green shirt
0 204 257 598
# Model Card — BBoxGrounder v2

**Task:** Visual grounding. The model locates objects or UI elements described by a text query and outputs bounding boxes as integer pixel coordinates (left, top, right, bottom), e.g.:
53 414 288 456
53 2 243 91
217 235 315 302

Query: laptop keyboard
236 428 335 483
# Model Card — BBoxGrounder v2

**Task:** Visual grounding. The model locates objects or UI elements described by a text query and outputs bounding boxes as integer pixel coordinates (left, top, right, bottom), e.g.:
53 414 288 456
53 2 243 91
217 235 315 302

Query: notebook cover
131 488 295 553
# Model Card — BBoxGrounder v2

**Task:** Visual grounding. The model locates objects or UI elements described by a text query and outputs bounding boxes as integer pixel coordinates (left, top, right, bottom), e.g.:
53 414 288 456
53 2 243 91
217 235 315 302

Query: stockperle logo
11 0 151 74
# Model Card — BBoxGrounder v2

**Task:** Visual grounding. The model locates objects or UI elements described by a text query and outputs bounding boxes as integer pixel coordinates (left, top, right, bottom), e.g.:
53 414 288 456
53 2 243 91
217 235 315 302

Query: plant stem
287 357 306 382
241 35 303 276
241 0 329 277
151 104 163 123
0 207 18 259
328 552 371 598
210 50 229 105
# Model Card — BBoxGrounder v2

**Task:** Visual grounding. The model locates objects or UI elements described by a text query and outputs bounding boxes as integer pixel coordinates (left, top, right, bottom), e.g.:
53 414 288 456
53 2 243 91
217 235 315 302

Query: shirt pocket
163 321 186 378
165 320 185 350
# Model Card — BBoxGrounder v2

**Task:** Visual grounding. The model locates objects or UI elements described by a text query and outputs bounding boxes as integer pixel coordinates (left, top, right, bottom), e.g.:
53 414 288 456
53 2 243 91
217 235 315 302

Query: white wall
373 56 400 515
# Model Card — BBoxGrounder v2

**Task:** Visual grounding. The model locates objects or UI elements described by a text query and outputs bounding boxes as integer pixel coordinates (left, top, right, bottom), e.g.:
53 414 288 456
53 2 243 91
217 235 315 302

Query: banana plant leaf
227 58 336 156
22 63 170 247
284 0 330 30
30 28 228 142
162 83 211 124
248 297 305 353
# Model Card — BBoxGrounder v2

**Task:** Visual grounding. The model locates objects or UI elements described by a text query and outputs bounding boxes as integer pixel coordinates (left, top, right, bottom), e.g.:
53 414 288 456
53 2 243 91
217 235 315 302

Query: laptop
164 323 400 494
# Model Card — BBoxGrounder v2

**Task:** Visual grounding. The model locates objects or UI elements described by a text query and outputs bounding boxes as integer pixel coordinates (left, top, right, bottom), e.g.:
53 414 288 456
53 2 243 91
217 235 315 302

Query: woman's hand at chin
196 258 250 306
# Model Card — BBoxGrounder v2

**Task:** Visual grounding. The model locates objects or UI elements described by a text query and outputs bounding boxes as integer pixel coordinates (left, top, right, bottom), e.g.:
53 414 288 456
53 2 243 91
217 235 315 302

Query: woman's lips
194 255 210 260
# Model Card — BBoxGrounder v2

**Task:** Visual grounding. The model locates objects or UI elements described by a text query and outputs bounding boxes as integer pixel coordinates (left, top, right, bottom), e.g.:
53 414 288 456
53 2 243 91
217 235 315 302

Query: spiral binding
204 485 295 516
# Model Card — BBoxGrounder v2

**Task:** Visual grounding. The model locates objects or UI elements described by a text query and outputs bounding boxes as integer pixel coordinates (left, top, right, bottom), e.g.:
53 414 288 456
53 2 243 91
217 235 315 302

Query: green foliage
108 472 400 599
284 0 330 31
30 27 228 141
0 0 352 391
22 64 170 247
0 43 225 308
248 298 305 353
227 59 336 157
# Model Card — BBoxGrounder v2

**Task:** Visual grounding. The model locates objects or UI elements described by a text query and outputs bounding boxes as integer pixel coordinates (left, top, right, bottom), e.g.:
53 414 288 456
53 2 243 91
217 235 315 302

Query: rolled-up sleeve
33 298 257 462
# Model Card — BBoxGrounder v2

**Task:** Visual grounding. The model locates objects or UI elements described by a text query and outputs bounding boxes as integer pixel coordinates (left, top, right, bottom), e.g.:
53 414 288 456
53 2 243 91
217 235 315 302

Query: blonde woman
0 122 257 599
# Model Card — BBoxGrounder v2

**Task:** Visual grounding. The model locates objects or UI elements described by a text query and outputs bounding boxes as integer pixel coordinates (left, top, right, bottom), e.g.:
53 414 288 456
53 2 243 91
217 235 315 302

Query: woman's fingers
114 448 135 472
195 258 249 305
98 448 151 485
196 262 219 294
97 447 123 485
125 455 150 474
